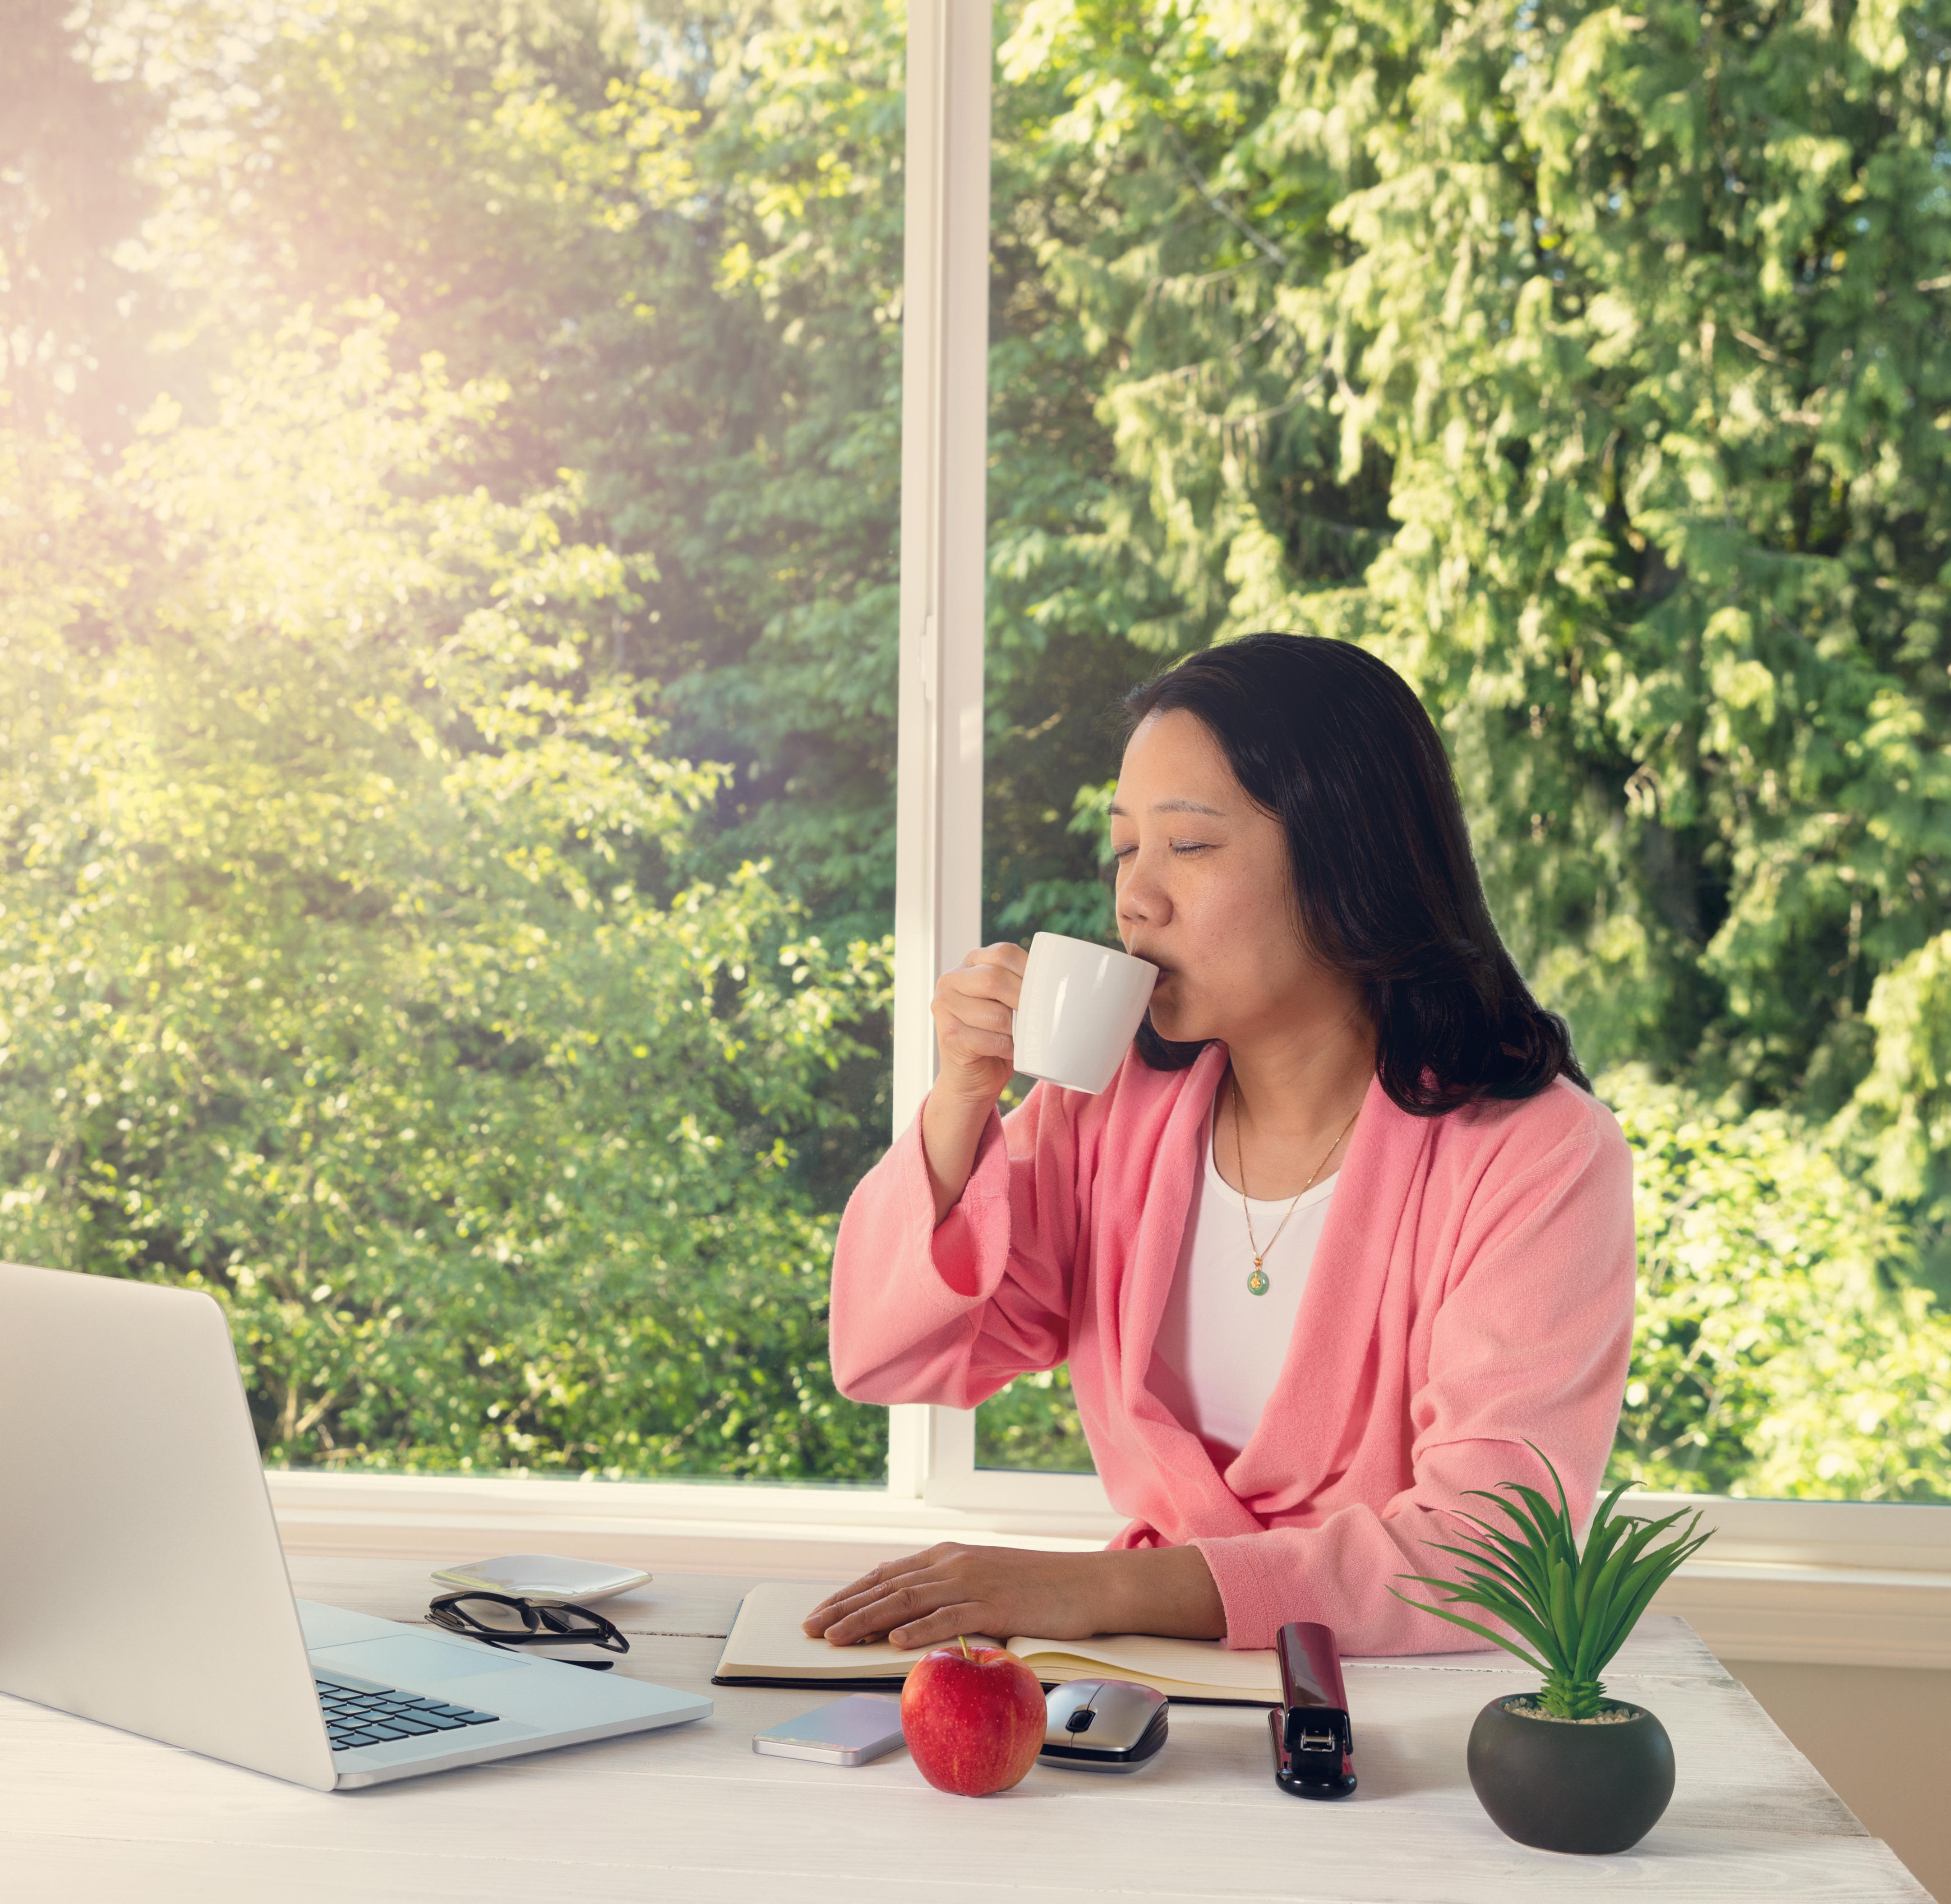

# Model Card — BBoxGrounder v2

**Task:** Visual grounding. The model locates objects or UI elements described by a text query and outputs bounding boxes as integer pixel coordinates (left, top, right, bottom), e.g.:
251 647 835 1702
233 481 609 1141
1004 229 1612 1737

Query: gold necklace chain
1231 1077 1359 1297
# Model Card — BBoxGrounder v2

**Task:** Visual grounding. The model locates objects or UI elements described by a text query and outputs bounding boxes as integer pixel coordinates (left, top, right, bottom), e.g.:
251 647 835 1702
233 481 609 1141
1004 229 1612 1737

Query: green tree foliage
0 311 889 1475
1610 1069 1950 1499
5 0 1948 1494
1000 0 1951 1197
975 1363 1093 1472
0 0 166 449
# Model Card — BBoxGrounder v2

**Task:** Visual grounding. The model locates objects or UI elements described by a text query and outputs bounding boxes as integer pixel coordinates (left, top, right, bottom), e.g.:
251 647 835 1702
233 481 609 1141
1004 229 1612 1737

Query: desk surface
0 1558 1929 1903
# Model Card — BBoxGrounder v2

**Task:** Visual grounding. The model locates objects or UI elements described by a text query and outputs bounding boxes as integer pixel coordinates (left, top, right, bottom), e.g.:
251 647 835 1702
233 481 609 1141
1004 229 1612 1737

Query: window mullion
891 0 993 1501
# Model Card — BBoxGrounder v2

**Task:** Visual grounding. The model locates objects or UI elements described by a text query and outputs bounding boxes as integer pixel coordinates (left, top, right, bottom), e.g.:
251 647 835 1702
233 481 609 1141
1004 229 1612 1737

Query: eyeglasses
425 1590 630 1671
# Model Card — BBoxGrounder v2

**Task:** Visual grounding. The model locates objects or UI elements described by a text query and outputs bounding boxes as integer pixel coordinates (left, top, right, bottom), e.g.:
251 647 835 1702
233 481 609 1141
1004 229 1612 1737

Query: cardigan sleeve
827 1085 1086 1410
1186 1093 1637 1656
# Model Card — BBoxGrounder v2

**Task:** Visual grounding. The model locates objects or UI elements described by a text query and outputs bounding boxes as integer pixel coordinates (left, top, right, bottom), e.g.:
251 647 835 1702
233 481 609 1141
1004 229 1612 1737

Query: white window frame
260 0 1951 1671
885 0 995 1508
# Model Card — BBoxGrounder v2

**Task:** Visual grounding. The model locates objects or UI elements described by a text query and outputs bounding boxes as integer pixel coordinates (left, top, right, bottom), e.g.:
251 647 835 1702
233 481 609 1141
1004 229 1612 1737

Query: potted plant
1392 1446 1712 1855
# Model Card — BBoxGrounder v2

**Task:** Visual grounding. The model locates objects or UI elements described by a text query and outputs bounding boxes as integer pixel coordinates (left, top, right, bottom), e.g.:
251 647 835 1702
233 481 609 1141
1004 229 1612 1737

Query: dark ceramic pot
1466 1695 1674 1854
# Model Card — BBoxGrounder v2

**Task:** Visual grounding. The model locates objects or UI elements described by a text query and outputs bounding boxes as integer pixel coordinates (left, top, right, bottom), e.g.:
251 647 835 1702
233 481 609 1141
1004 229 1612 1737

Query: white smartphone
752 1693 907 1765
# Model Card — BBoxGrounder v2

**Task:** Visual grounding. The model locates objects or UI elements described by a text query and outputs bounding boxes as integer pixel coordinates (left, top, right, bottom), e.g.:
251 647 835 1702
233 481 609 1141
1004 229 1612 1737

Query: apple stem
958 1634 970 1660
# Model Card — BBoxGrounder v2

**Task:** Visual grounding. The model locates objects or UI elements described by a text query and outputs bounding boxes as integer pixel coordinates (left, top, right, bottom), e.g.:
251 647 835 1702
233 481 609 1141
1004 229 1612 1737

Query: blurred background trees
0 306 891 1475
3 0 1948 1494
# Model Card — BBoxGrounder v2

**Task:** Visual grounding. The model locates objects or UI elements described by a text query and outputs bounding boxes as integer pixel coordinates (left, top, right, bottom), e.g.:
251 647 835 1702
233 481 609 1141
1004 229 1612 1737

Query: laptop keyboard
316 1674 503 1752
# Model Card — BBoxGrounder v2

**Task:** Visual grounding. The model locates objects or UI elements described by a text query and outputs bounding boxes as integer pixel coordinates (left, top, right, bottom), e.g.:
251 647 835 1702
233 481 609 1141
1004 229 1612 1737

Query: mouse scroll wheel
1064 1707 1096 1733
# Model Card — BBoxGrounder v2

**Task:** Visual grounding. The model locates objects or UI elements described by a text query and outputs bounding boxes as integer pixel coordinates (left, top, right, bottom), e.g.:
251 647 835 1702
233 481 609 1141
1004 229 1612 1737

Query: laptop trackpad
312 1634 529 1687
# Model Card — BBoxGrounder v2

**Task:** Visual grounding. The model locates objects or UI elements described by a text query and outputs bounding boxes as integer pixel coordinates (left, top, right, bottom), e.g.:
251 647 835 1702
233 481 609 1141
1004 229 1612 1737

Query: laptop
0 1261 710 1790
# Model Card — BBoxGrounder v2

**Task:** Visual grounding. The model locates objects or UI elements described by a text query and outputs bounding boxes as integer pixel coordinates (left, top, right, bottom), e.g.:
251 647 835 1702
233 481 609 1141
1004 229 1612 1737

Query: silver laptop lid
0 1262 336 1790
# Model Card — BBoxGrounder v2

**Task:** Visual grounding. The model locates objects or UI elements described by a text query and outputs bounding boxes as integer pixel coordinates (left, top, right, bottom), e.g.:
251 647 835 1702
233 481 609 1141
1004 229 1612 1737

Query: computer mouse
1039 1678 1168 1772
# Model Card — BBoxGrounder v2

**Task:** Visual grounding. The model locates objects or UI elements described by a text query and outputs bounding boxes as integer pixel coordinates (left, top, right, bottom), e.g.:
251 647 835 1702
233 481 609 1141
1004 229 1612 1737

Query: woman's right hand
930 942 1029 1108
920 944 1028 1223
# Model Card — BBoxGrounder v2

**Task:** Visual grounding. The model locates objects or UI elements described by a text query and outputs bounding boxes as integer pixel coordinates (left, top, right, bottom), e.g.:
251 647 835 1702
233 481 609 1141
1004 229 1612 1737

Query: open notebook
712 1581 1281 1705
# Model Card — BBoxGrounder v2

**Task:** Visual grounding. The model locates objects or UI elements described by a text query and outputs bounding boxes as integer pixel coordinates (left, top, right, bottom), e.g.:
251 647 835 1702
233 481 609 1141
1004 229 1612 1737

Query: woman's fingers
968 941 1030 979
817 1578 936 1647
926 946 1030 1103
933 996 1014 1082
803 1567 885 1630
883 1601 995 1651
802 1549 949 1637
820 1576 992 1650
804 1577 918 1636
814 1568 956 1645
934 1023 1014 1064
932 1003 1014 1051
935 991 1014 1035
941 946 1026 1011
806 1544 1109 1651
802 1547 1004 1650
803 1562 904 1629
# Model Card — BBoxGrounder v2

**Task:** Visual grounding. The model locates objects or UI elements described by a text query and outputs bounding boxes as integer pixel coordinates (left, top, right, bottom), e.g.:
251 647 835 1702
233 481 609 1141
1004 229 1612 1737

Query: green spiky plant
1390 1446 1713 1720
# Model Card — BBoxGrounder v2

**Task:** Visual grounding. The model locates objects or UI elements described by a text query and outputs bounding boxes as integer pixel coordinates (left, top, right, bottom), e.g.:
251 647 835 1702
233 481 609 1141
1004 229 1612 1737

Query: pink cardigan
830 1044 1637 1655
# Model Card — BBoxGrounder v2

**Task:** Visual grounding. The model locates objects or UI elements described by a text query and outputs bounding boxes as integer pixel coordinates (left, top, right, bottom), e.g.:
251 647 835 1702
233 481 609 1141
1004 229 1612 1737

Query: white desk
0 1558 1929 1902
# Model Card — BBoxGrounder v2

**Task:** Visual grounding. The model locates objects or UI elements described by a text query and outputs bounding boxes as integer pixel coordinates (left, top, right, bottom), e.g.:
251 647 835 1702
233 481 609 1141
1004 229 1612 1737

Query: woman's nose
1116 852 1171 930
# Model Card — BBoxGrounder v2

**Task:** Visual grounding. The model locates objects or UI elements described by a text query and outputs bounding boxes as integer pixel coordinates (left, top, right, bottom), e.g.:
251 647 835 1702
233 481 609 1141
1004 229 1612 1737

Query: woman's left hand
801 1541 1226 1650
802 1544 1107 1649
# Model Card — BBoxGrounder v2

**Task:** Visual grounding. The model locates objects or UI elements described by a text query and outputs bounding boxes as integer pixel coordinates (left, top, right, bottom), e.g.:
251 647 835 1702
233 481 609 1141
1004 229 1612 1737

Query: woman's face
1110 708 1353 1050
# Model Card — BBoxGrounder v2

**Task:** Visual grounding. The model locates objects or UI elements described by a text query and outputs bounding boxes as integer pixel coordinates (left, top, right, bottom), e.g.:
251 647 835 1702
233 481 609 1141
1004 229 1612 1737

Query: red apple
900 1638 1047 1796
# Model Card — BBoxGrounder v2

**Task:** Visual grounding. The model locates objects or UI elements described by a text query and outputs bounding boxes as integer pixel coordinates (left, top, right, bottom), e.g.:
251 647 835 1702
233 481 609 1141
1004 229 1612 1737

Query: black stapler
1268 1621 1356 1798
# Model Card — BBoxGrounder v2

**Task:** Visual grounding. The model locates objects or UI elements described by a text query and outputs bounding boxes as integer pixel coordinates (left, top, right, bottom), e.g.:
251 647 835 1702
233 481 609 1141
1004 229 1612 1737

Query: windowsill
264 1469 1951 1667
265 1466 1117 1584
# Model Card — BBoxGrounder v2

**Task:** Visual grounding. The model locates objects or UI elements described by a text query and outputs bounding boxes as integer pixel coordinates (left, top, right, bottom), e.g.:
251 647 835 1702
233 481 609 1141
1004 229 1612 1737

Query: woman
805 635 1635 1657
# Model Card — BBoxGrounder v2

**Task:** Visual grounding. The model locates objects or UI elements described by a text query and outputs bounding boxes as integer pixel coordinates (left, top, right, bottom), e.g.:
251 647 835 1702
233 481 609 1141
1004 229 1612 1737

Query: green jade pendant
1247 1262 1270 1297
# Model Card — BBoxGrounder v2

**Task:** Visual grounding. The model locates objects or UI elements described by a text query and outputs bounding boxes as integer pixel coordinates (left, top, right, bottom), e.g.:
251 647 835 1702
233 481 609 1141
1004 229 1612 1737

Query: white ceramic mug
1010 932 1160 1094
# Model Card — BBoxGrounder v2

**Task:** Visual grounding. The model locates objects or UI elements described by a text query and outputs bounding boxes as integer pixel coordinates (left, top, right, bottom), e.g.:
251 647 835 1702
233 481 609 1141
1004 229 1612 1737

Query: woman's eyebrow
1107 797 1228 818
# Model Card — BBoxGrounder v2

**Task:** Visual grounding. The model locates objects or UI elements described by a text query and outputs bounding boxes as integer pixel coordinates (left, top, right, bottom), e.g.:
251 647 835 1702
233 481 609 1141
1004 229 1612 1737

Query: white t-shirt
1149 1107 1337 1466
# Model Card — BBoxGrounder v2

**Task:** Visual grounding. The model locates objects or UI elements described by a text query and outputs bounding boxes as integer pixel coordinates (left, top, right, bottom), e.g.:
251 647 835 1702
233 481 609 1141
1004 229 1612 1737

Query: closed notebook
711 1580 1279 1705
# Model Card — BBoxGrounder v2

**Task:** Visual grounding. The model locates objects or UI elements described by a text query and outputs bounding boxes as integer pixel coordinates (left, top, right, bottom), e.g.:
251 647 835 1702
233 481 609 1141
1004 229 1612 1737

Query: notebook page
1006 1632 1281 1701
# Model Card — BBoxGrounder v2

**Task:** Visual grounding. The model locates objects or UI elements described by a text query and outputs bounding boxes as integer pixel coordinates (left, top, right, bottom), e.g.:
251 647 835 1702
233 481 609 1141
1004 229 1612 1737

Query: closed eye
1111 841 1214 860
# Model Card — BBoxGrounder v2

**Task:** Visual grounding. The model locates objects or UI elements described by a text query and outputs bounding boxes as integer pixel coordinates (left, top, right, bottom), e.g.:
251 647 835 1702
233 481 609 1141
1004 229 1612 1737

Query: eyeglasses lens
447 1594 534 1634
537 1605 608 1637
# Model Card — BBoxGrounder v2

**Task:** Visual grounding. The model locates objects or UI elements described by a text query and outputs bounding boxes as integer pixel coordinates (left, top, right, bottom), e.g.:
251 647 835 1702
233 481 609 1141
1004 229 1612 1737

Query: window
8 3 1950 1604
3 0 904 1486
900 0 1951 1554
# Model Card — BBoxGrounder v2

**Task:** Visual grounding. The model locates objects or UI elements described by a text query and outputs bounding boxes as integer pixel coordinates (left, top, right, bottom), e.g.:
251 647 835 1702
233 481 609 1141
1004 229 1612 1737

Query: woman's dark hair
1124 633 1587 1114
